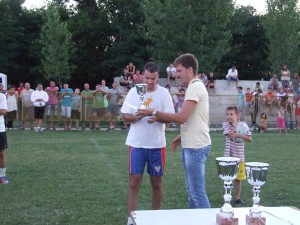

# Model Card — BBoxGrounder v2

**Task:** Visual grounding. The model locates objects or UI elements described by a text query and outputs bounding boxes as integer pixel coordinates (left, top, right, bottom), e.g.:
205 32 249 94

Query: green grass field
1 130 300 224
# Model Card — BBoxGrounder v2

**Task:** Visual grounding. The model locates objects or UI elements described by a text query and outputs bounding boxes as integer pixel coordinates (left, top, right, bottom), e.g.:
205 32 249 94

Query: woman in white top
280 64 290 89
5 85 18 129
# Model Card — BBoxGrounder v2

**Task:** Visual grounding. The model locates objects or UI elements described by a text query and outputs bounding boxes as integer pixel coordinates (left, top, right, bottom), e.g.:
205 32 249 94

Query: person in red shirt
264 87 276 116
17 82 24 95
245 88 252 115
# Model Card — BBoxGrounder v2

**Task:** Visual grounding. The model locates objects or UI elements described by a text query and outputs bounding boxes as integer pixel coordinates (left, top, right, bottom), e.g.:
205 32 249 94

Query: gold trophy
216 157 240 225
136 84 147 109
245 162 269 225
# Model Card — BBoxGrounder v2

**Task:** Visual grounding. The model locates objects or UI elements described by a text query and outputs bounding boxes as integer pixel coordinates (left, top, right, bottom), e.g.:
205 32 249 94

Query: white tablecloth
131 206 300 225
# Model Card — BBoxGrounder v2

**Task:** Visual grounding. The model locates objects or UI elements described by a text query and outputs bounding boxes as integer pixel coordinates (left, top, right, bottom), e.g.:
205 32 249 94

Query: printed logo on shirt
144 98 153 108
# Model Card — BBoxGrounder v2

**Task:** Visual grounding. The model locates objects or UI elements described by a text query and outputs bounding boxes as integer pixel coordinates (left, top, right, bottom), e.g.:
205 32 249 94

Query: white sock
127 217 133 225
0 168 5 177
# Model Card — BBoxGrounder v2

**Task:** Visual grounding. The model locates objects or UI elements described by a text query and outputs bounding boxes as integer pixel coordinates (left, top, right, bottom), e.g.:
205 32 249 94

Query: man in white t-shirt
138 53 211 209
226 66 239 87
121 62 174 225
0 93 9 184
167 63 177 86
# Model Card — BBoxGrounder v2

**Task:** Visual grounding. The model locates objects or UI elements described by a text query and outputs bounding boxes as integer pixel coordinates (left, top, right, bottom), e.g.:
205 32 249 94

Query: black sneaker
234 199 246 206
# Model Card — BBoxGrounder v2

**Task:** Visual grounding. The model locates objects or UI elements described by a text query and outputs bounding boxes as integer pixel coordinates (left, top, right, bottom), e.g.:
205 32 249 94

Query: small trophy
245 162 269 225
216 157 240 225
136 84 147 109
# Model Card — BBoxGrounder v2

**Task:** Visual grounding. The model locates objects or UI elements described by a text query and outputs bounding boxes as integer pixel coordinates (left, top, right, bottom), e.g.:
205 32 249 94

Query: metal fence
4 93 297 129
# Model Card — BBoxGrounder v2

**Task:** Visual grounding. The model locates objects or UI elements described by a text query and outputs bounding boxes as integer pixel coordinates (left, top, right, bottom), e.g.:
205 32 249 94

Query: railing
5 93 297 129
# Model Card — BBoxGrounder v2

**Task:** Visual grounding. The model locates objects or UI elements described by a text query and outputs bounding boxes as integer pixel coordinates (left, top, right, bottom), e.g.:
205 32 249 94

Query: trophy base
216 213 239 225
246 214 266 225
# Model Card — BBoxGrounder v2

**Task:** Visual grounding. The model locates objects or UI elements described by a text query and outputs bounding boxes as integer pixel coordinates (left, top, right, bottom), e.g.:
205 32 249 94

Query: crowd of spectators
236 64 300 131
2 63 300 131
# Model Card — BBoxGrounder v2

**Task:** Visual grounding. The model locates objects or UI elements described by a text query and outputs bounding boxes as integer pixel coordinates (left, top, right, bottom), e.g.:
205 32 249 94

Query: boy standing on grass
223 106 252 206
0 92 8 184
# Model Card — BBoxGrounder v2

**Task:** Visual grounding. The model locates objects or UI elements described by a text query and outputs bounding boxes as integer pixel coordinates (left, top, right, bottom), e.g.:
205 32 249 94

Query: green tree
218 6 270 80
264 0 300 72
67 0 113 86
142 0 234 74
0 0 25 84
102 0 150 77
40 3 76 86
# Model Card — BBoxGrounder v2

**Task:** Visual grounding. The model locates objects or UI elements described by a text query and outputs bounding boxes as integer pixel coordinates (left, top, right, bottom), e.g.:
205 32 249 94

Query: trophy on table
136 84 147 109
216 157 240 225
245 162 269 225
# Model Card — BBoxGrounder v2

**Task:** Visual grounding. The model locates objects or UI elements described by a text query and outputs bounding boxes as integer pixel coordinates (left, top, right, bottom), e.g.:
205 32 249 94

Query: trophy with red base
216 157 240 225
245 162 269 225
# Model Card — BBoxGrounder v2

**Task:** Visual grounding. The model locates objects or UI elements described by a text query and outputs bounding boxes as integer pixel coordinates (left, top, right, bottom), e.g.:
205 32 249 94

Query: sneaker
35 127 40 132
234 199 246 206
0 176 9 184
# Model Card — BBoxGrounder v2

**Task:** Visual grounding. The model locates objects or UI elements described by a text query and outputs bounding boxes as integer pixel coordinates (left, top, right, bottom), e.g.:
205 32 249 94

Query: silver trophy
136 84 147 109
245 162 269 225
216 157 240 225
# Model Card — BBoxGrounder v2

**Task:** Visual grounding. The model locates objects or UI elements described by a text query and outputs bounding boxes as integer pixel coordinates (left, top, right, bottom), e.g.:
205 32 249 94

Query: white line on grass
90 138 127 194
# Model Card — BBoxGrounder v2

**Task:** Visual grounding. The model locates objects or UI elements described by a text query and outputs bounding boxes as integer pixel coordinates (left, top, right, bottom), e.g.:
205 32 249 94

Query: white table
131 206 300 225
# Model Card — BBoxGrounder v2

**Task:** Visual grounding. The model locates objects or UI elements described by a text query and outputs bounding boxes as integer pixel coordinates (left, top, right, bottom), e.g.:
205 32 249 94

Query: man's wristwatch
152 109 157 117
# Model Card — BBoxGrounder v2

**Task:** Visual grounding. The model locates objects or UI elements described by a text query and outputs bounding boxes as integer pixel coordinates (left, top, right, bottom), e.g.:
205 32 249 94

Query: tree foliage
102 0 150 76
40 3 76 86
264 0 300 73
142 0 234 74
218 6 270 79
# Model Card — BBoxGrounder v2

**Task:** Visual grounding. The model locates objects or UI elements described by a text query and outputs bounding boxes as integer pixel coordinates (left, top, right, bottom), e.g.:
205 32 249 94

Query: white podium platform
131 206 300 225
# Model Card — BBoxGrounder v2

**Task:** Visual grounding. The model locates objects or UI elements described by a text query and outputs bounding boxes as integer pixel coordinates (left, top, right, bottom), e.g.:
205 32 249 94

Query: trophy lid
216 157 240 162
245 162 269 167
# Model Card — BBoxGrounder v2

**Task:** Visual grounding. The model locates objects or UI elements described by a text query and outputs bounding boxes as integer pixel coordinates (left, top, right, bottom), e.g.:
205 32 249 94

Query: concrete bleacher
114 77 279 126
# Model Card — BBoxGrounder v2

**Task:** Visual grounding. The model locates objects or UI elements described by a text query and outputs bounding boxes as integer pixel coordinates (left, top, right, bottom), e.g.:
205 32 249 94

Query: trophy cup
136 84 147 109
245 162 269 225
216 157 240 225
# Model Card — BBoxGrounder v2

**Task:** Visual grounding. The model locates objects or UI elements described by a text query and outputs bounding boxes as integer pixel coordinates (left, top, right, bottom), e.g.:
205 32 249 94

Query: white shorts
61 106 71 118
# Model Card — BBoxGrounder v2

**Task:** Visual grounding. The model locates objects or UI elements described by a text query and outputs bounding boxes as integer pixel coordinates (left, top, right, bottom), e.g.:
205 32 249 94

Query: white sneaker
35 127 41 132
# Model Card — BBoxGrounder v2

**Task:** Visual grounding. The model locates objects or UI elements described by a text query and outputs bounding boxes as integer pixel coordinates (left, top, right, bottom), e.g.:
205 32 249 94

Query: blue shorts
128 147 166 176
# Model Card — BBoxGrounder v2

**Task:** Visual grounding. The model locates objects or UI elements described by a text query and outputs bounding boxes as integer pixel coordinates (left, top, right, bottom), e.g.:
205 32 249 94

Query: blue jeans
181 145 211 209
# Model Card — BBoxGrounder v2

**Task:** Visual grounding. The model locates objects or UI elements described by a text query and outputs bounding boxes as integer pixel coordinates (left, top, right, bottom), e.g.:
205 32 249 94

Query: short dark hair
237 86 243 90
144 62 159 73
226 106 239 114
174 53 199 75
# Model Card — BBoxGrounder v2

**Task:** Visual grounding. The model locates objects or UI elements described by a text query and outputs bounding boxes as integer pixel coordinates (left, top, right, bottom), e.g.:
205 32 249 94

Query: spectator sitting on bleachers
127 62 136 74
253 82 264 93
280 64 290 89
198 72 208 86
120 68 133 91
166 63 177 86
173 85 185 113
206 72 216 94
276 87 287 107
133 69 143 85
268 74 279 92
264 87 276 116
226 66 238 87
